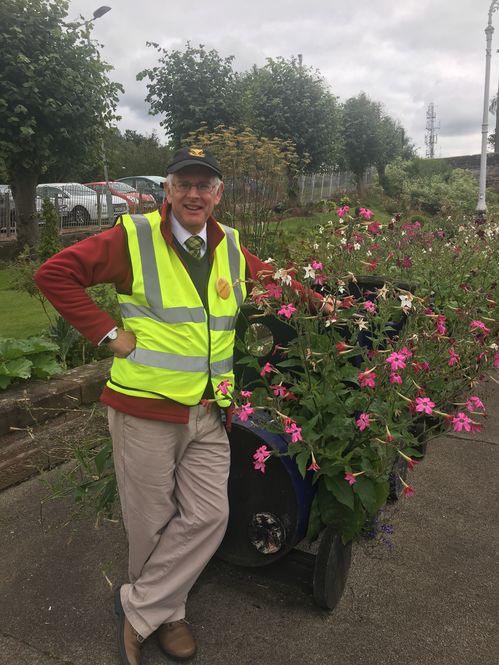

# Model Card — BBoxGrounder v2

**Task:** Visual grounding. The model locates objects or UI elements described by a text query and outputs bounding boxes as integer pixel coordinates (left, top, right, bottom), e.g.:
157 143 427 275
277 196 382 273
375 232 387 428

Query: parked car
84 181 157 214
116 176 166 205
36 183 129 224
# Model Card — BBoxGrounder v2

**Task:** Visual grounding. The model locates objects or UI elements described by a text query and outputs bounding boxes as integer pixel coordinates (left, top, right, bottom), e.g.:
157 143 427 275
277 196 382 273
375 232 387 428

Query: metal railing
298 168 375 203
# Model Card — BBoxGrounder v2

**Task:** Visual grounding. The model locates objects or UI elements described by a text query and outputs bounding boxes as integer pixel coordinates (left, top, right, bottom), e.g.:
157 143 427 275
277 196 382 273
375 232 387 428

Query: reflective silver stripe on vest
222 225 244 307
127 347 209 372
121 303 206 324
209 314 237 331
210 357 233 375
130 215 163 308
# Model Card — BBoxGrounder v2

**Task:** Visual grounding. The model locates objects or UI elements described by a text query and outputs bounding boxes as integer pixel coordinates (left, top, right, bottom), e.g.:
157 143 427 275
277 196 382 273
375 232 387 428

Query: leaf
294 448 311 477
324 473 355 511
5 357 32 379
353 476 388 514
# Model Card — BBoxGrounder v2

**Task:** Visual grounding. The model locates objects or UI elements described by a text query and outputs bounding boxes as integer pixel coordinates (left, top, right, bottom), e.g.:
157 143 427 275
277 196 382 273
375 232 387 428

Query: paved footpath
0 375 498 665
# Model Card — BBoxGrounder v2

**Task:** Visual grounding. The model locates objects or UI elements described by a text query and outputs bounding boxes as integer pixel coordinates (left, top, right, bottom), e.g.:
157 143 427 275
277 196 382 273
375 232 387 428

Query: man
36 147 324 665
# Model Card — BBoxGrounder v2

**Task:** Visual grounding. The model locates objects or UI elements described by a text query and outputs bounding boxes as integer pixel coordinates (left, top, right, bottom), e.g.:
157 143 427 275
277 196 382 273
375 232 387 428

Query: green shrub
0 336 62 389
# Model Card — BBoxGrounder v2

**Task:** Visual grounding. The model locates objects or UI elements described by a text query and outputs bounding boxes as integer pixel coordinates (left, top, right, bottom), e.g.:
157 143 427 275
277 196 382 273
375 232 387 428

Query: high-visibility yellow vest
107 211 247 407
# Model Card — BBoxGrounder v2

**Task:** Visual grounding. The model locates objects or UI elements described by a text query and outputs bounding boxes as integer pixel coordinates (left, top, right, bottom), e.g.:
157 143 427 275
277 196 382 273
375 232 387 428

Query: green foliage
240 56 342 171
138 42 241 147
385 159 479 221
0 336 62 389
184 125 300 255
38 198 63 262
0 0 123 248
342 93 412 193
76 129 173 183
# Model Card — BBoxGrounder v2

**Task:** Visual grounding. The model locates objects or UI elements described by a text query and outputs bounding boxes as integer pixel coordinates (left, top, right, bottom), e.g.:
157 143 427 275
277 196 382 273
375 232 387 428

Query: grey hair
165 173 222 188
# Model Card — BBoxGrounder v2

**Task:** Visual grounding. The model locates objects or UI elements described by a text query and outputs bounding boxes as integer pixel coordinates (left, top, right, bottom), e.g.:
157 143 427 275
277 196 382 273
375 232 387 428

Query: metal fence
298 168 376 203
0 186 132 240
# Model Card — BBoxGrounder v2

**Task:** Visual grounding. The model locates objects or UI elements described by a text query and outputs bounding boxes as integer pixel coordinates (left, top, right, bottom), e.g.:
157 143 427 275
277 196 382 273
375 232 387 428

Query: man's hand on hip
108 330 137 358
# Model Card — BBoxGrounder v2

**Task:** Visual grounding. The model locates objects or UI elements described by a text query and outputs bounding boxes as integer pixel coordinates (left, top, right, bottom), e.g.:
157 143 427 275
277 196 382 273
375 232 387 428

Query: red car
84 181 157 214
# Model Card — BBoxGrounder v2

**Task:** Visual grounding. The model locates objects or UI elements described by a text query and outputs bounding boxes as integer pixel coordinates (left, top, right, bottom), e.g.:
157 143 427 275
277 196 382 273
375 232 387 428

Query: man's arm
34 226 134 348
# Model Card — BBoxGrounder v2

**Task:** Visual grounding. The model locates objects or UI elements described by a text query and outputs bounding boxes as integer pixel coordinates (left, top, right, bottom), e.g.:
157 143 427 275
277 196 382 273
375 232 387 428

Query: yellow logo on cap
189 147 205 157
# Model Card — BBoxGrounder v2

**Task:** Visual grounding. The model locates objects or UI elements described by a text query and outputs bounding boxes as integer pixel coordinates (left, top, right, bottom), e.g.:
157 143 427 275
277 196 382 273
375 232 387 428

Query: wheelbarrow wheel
312 525 352 611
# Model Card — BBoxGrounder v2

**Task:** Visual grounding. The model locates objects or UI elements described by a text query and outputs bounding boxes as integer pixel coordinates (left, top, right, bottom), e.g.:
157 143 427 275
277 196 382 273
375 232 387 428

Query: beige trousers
108 405 230 638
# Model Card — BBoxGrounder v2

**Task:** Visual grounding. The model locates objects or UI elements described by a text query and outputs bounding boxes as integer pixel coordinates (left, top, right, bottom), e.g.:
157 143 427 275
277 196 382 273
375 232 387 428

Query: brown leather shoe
157 619 197 661
114 588 144 665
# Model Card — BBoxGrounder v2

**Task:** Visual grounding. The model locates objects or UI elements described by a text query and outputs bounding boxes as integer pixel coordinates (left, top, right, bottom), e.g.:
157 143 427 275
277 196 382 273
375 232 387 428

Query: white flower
353 242 361 251
366 250 372 257
273 268 292 286
313 243 319 251
265 256 275 263
340 237 347 245
303 264 316 279
318 226 324 235
399 294 413 309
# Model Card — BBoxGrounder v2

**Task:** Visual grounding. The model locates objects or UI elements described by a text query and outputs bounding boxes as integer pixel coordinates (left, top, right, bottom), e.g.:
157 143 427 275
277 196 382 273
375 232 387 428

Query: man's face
165 166 223 233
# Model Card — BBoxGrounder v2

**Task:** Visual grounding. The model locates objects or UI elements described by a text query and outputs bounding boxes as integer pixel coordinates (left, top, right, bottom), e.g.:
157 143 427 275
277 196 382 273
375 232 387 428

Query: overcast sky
69 0 499 159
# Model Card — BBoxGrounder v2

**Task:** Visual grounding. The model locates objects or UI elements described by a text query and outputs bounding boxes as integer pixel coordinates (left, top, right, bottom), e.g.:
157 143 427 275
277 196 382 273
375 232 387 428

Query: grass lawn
0 264 55 338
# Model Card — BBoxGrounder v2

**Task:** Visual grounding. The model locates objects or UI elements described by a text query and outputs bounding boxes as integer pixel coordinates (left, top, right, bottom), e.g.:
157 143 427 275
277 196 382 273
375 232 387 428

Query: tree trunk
356 169 366 198
495 84 499 153
11 169 39 253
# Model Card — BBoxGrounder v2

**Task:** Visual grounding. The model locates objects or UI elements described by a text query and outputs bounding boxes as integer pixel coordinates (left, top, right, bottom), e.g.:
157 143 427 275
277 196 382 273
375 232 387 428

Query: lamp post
476 1 499 218
68 6 113 227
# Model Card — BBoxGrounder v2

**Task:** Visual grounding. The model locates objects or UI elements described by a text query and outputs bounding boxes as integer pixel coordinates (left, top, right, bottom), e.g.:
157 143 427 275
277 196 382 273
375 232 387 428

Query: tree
137 43 241 147
0 0 122 250
240 57 342 171
342 93 411 195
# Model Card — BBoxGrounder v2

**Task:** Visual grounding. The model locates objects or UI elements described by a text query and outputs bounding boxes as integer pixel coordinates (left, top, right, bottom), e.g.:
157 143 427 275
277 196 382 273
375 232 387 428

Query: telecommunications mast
425 103 439 158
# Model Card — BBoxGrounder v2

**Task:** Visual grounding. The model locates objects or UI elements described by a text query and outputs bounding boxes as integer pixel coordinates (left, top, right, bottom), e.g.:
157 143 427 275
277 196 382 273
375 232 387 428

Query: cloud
69 0 499 157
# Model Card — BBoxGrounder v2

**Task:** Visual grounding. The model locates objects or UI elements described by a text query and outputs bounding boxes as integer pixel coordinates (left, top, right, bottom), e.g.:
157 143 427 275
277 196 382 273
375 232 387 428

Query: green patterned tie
185 235 204 259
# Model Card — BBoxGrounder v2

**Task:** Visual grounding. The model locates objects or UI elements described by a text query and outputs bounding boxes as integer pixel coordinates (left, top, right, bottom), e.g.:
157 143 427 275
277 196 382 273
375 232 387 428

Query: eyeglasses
172 181 217 194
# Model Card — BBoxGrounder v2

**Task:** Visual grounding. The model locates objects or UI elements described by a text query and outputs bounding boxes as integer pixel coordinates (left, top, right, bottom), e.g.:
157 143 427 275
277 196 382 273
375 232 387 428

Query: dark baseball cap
166 147 223 178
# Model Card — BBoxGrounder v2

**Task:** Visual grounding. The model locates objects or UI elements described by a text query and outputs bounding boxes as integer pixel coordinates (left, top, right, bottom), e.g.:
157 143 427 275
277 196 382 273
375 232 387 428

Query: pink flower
407 458 419 471
436 315 447 335
451 412 472 432
414 396 435 415
240 390 253 398
358 370 376 388
386 352 407 371
494 352 499 367
399 347 413 359
389 372 403 384
337 205 350 218
278 303 297 319
344 472 357 485
466 396 485 412
367 220 382 234
271 383 287 398
336 341 353 353
238 402 255 422
266 282 283 299
260 362 276 377
355 412 371 431
403 485 415 498
448 348 460 366
359 207 374 220
307 453 320 472
311 260 323 270
216 379 232 396
363 300 377 315
253 445 271 473
469 319 491 336
284 419 303 443
401 256 413 269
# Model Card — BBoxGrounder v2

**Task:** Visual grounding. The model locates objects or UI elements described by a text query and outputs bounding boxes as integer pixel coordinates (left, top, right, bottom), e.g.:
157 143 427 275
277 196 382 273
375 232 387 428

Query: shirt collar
170 211 207 252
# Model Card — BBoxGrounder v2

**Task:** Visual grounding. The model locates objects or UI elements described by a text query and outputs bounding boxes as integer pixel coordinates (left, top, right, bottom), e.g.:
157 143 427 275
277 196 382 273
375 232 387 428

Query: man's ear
214 181 224 204
164 179 173 204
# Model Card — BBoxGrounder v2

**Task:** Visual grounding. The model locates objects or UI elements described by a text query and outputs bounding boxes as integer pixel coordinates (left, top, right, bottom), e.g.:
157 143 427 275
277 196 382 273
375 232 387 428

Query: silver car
36 183 129 225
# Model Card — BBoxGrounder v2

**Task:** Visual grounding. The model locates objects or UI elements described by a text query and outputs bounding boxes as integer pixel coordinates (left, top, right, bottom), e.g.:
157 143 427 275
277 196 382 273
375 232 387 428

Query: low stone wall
0 358 112 490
